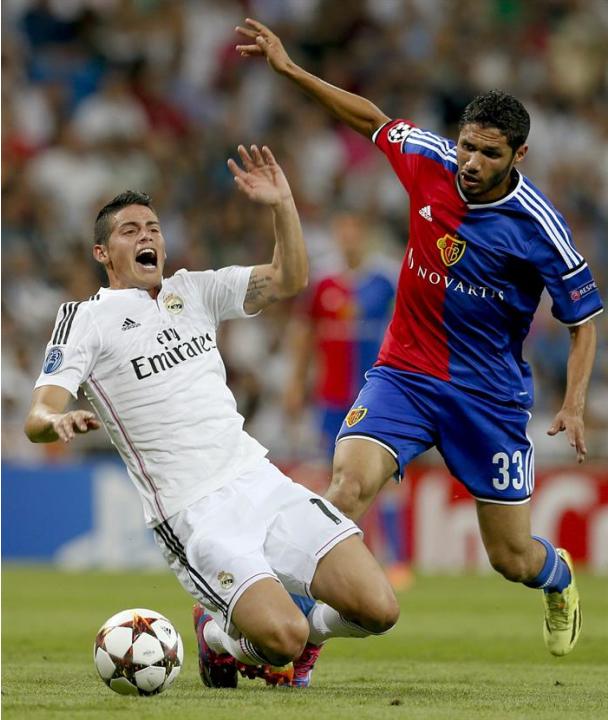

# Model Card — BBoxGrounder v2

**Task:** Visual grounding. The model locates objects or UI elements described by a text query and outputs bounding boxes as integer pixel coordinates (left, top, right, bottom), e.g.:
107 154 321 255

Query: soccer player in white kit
25 144 399 689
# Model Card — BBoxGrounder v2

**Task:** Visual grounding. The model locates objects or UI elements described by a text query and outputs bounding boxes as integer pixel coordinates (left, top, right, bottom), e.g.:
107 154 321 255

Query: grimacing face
93 204 166 293
456 123 527 203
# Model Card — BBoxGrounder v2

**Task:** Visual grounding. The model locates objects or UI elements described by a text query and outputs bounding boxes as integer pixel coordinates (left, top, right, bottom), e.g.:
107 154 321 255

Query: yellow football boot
542 549 582 657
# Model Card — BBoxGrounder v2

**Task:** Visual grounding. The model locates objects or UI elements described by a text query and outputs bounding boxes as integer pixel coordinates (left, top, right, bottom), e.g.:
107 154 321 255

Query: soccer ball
94 608 183 696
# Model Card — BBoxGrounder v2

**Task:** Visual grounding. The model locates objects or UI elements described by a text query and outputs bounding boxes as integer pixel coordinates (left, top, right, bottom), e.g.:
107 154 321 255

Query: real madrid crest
217 571 234 590
437 234 466 266
163 292 184 314
345 405 368 428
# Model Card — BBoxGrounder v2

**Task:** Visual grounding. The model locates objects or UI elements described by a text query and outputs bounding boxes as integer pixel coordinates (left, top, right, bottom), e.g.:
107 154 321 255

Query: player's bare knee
383 590 401 629
360 600 400 634
343 584 400 634
258 614 309 665
367 586 400 632
326 466 367 519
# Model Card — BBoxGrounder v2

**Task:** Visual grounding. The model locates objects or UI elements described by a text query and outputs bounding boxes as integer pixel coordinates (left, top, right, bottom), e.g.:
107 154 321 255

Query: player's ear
93 243 110 266
513 143 528 165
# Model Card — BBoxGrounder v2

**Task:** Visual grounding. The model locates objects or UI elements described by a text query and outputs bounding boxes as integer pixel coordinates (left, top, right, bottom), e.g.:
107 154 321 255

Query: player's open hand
235 18 291 74
547 409 587 463
227 144 292 206
51 410 101 443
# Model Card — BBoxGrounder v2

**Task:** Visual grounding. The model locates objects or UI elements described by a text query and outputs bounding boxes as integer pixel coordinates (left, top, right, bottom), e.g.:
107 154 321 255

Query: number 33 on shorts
491 448 534 495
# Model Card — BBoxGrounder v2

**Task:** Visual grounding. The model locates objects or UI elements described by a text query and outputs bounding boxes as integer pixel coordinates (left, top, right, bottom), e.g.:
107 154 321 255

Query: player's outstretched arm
547 320 597 463
236 18 390 138
24 385 101 444
227 144 308 314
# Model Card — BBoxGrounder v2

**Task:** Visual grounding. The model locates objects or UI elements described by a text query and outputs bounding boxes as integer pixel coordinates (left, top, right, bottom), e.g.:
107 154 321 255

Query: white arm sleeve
34 302 102 398
177 266 256 325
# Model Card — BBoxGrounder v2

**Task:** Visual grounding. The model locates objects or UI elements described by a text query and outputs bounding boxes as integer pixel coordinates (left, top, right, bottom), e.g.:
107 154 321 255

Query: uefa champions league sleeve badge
43 347 64 374
387 122 412 144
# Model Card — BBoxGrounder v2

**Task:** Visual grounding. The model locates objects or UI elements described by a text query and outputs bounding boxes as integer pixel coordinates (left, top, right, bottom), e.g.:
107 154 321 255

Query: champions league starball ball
94 608 183 696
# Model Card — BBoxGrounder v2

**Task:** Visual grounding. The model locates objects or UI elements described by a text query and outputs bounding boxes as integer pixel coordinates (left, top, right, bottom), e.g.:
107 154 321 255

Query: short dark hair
459 90 530 151
94 190 155 245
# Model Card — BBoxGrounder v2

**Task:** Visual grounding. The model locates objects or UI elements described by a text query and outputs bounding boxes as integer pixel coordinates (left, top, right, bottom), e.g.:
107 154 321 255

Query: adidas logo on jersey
121 317 141 331
419 205 433 222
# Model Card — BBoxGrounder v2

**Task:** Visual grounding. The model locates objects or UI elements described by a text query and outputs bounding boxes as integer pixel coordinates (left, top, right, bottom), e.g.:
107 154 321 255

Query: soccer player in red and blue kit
285 211 396 458
237 18 603 662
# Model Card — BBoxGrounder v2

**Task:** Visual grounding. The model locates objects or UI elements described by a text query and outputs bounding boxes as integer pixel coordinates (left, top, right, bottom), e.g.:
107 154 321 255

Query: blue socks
525 536 571 593
290 593 316 616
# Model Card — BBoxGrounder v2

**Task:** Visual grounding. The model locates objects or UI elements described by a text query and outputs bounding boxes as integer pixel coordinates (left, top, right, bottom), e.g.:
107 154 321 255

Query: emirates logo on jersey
437 234 467 266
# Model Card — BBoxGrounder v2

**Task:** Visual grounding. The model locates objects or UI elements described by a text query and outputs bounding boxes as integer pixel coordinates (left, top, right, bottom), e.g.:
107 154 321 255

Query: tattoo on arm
245 270 279 308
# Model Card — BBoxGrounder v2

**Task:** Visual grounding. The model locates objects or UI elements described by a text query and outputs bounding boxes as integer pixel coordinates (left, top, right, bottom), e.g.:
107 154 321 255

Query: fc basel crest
437 234 466 266
345 405 368 428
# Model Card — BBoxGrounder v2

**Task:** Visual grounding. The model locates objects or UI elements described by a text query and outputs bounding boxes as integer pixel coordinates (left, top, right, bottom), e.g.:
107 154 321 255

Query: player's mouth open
461 172 480 187
135 248 158 269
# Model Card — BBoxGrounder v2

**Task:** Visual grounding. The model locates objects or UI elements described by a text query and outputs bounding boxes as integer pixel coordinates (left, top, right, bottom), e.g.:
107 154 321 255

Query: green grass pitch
2 566 607 720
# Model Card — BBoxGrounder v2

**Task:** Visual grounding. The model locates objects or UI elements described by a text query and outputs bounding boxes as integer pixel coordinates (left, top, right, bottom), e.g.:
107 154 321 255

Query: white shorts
153 457 360 634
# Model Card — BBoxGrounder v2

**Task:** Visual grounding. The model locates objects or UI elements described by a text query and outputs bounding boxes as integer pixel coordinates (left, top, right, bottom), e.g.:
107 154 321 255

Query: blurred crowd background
3 0 607 464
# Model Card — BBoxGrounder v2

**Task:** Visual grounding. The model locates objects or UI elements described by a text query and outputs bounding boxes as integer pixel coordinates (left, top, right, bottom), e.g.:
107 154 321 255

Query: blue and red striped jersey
302 267 395 406
373 119 603 407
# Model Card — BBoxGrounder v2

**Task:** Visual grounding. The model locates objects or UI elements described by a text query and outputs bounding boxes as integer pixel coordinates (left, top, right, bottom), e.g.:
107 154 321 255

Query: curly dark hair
459 90 530 151
94 190 156 245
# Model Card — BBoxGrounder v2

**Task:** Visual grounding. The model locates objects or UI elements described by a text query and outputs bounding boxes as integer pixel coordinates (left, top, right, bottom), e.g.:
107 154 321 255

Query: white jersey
35 267 268 526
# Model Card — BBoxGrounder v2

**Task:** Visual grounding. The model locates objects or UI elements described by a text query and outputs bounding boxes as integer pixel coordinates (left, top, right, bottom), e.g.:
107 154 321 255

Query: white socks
306 603 376 645
203 604 380 664
203 620 268 666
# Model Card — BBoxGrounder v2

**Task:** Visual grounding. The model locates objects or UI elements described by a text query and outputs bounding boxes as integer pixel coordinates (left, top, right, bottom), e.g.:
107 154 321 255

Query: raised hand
227 144 293 206
235 18 291 74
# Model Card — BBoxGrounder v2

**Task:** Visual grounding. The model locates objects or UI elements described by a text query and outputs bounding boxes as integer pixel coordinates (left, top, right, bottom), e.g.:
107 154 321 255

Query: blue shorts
336 366 535 504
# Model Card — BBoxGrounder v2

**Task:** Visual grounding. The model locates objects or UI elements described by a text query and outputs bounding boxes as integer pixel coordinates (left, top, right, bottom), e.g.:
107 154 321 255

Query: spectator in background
26 122 112 238
72 70 149 145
